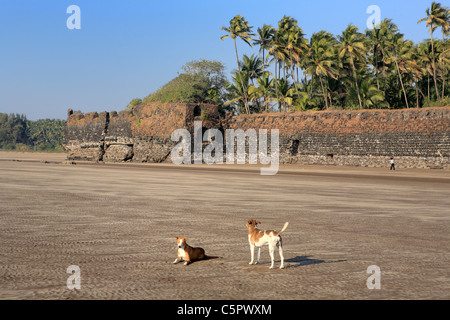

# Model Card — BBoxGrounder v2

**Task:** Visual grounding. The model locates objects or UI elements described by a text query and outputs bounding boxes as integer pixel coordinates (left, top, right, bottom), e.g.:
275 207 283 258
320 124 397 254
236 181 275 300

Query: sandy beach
0 151 449 300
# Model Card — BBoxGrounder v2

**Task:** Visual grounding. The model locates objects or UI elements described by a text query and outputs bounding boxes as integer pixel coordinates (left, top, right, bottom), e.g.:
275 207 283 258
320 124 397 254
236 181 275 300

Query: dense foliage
0 113 65 151
220 2 449 114
127 59 229 110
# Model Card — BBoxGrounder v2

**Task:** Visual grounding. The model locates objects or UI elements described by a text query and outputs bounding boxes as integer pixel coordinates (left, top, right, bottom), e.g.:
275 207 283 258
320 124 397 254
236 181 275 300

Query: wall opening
194 105 202 117
290 140 300 156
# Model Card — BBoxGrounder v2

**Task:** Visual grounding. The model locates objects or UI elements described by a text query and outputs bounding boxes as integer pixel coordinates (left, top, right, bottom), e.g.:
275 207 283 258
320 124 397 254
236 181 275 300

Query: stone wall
223 107 450 169
64 111 109 161
64 103 219 163
64 104 450 169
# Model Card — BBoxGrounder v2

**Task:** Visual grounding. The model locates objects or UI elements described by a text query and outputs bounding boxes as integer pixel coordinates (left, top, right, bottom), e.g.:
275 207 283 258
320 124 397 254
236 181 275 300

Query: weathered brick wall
64 105 450 169
64 103 219 163
64 110 109 161
223 107 450 169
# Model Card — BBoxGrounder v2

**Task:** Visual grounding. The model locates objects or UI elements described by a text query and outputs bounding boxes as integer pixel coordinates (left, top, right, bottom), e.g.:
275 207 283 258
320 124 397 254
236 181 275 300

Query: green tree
224 71 251 114
437 6 449 97
254 24 275 71
275 78 296 111
0 113 28 148
304 31 338 109
386 33 413 108
418 1 447 101
338 24 367 109
241 54 264 84
350 79 385 109
277 16 308 103
221 15 255 114
143 59 227 105
27 119 66 150
248 72 275 112
267 26 288 109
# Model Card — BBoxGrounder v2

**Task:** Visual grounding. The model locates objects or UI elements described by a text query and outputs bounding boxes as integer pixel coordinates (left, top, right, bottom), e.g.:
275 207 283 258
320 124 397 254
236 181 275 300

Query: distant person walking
390 157 396 171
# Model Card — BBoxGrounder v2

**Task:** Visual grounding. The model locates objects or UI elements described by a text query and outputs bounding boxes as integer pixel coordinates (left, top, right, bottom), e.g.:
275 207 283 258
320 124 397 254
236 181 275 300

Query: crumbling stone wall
64 111 109 161
64 103 219 163
64 104 450 169
223 107 450 169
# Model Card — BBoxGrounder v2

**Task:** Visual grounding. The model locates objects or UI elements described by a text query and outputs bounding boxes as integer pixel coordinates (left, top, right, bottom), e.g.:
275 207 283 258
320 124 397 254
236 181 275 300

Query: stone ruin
64 103 450 169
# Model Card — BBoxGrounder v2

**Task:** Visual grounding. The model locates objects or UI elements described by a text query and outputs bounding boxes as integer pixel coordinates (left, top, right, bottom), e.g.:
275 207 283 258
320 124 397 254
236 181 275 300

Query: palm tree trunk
430 25 441 101
416 82 419 108
327 80 333 108
375 48 380 90
290 55 301 103
274 58 280 111
262 48 265 73
234 39 249 114
395 59 410 108
442 32 446 99
278 60 281 79
351 58 363 109
319 77 329 109
382 59 387 97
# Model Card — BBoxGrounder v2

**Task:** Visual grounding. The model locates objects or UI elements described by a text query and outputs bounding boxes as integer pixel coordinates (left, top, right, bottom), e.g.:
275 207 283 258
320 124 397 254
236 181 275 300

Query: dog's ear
256 220 261 225
174 237 179 240
183 238 189 242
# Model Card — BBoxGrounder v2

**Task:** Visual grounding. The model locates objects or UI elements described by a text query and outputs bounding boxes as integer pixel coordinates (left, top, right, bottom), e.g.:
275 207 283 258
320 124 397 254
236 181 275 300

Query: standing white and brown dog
246 219 289 269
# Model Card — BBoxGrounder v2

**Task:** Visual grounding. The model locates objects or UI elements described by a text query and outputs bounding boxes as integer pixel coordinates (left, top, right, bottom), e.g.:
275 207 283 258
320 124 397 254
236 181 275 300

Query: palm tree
267 28 288 110
221 15 255 113
275 78 296 111
254 24 275 71
418 40 435 101
304 31 338 109
438 6 449 97
277 16 308 103
338 24 367 109
436 39 450 98
349 79 385 109
418 1 447 101
224 71 250 114
366 23 383 90
248 72 275 112
387 34 414 108
241 54 264 85
408 44 427 108
365 19 398 92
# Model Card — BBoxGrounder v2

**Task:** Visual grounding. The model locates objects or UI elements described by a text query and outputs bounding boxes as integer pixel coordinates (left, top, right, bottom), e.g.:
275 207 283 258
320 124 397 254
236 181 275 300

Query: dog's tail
278 222 289 235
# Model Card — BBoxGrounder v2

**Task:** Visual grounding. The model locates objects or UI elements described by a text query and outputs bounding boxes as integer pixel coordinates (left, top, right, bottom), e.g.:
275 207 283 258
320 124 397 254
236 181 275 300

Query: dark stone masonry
64 103 450 169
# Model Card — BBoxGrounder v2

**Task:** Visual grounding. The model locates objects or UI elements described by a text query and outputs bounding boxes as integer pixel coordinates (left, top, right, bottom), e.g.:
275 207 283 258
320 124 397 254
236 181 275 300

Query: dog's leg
173 257 181 264
268 244 275 269
256 247 261 264
249 243 255 265
278 243 285 269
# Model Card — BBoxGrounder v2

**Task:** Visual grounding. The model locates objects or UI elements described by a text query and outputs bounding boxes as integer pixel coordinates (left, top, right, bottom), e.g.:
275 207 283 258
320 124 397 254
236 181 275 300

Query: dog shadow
284 255 346 269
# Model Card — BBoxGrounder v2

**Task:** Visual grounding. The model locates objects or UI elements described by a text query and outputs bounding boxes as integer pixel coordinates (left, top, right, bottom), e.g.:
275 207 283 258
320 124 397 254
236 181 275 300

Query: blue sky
0 0 438 120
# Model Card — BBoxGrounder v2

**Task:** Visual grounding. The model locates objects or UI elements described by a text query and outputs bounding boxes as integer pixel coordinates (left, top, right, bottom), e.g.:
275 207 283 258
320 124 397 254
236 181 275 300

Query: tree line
220 1 449 114
0 113 66 151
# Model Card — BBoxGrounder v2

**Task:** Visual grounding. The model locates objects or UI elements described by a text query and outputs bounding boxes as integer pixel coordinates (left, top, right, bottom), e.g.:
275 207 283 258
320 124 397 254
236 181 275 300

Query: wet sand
0 152 449 300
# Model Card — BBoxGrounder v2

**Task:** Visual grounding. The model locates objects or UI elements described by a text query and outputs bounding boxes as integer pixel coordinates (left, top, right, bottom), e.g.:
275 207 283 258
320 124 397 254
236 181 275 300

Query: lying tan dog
173 237 220 266
246 219 289 269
